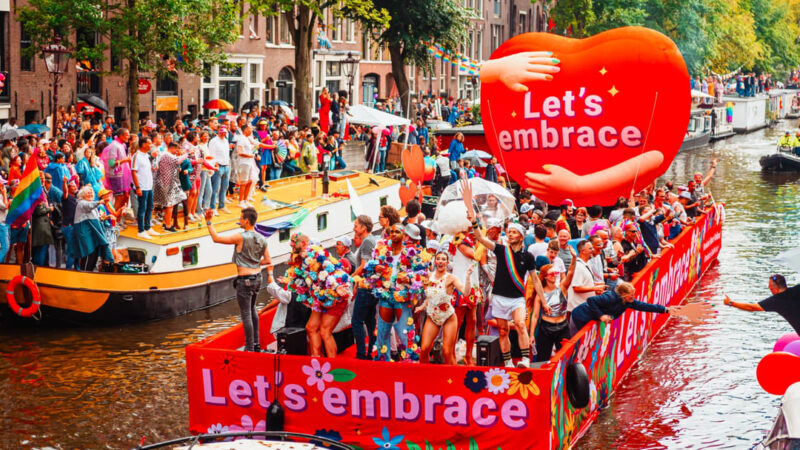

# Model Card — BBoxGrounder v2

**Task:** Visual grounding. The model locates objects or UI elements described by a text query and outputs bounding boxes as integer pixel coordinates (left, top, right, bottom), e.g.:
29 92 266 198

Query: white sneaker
238 201 247 209
221 207 231 214
137 231 153 240
517 357 530 369
504 359 514 368
147 229 160 236
213 210 219 216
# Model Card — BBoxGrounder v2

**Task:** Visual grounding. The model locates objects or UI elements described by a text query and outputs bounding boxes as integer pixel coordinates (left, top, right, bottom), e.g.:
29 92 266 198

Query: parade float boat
0 171 400 325
185 203 724 449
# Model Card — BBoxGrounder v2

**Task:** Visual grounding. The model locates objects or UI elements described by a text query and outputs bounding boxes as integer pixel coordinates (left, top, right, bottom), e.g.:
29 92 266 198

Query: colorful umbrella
203 99 234 110
216 111 238 121
19 124 49 134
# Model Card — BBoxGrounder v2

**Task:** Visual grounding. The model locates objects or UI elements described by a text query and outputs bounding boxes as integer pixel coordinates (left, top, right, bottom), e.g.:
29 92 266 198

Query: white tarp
346 104 410 127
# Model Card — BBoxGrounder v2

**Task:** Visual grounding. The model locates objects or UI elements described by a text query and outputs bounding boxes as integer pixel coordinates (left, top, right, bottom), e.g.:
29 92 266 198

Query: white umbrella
434 177 516 232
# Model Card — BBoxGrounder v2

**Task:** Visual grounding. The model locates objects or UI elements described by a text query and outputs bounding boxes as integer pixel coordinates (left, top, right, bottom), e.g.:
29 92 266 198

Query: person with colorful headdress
362 223 429 362
285 232 352 357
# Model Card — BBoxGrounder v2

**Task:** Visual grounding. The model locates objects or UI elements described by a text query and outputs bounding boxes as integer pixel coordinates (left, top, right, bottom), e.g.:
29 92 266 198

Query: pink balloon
784 340 800 357
774 332 800 352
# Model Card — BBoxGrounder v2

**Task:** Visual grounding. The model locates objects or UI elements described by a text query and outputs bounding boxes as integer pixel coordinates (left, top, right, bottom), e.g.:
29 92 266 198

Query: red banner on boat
186 204 723 448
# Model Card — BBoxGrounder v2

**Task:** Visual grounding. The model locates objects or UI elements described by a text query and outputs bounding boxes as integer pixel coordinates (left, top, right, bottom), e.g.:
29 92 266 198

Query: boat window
127 248 146 264
317 212 328 231
379 196 388 207
279 228 291 242
687 117 698 132
182 244 199 267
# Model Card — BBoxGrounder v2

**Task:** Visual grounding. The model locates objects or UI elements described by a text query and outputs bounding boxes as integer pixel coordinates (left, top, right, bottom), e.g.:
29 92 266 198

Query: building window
156 72 178 94
280 12 292 45
249 63 259 83
326 61 341 77
347 20 355 42
20 25 33 72
362 34 370 60
110 44 121 71
317 212 328 231
277 66 294 104
219 64 243 78
265 16 275 44
476 31 483 61
202 63 212 83
494 0 500 17
492 25 501 49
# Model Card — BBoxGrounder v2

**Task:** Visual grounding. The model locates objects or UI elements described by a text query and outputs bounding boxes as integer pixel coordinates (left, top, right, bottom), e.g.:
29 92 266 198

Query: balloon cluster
362 240 429 305
286 245 351 311
756 332 800 395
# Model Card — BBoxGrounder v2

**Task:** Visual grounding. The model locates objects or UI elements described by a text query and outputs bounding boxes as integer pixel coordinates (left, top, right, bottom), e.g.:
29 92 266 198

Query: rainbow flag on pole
7 161 45 227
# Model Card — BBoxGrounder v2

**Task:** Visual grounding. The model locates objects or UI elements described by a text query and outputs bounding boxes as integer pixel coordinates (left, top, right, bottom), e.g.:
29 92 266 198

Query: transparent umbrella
434 177 516 233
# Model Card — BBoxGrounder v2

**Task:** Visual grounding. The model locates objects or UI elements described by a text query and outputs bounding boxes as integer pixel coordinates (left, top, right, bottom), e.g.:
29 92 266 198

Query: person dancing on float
362 223 428 362
285 232 352 357
449 230 483 365
415 251 472 365
462 178 544 368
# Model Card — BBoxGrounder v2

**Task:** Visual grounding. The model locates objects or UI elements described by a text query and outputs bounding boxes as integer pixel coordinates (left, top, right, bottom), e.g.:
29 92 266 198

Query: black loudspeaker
476 335 502 367
331 328 354 356
276 327 307 355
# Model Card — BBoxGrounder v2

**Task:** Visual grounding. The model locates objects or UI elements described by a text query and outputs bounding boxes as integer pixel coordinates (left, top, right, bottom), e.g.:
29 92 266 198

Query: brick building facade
2 0 549 126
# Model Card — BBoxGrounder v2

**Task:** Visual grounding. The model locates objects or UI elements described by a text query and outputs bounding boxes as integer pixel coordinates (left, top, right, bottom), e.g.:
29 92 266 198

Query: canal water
0 124 798 448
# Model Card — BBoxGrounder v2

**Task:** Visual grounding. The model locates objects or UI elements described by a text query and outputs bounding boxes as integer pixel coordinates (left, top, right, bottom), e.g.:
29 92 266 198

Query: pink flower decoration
228 414 266 434
302 358 333 391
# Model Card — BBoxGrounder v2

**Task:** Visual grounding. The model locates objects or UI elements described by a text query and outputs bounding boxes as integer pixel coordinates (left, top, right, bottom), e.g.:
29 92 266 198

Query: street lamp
42 35 70 139
342 52 360 105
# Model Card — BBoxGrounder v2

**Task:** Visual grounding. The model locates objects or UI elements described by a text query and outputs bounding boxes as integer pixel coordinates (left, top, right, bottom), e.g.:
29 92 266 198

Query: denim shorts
379 297 404 310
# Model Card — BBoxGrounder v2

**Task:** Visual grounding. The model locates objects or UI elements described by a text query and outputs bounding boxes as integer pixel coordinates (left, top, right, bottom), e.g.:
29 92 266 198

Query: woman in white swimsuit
416 252 472 365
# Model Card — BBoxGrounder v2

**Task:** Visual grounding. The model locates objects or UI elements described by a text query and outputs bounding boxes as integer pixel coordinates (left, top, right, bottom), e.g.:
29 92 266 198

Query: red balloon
398 180 417 208
756 351 800 395
480 27 690 206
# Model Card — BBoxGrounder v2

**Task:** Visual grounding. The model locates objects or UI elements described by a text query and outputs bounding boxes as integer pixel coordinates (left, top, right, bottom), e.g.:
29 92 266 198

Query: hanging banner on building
480 27 690 206
156 96 178 112
186 204 724 448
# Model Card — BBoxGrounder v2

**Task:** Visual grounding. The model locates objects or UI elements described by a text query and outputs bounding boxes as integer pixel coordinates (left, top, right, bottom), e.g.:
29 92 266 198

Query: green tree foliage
248 0 389 126
17 0 241 132
550 0 800 76
345 0 473 117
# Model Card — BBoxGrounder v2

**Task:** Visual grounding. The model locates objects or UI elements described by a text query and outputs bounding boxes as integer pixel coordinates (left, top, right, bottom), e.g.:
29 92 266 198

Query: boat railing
135 430 354 449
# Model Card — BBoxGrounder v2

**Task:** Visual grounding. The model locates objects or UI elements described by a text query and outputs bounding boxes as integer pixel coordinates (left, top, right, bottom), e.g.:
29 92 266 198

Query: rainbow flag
7 161 45 227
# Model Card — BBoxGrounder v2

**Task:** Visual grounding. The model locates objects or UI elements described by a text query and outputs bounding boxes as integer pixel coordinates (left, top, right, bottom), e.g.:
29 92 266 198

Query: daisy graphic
484 368 510 394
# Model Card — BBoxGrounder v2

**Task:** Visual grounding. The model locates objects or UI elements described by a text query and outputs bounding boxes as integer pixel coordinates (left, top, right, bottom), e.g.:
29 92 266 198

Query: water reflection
578 122 800 449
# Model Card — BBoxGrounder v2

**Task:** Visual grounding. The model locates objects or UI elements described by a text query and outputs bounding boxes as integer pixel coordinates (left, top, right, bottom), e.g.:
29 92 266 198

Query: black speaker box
276 327 307 355
476 335 502 367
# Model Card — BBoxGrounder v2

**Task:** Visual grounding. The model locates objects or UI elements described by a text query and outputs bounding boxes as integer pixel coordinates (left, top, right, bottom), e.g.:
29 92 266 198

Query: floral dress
449 233 483 308
286 245 352 315
425 274 455 326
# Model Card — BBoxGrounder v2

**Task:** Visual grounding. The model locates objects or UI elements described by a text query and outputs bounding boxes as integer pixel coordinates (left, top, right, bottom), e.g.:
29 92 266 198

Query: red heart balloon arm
525 150 663 206
479 51 561 92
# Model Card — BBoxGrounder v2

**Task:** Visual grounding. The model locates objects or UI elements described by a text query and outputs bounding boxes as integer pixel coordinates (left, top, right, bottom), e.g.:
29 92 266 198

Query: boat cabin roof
119 171 398 246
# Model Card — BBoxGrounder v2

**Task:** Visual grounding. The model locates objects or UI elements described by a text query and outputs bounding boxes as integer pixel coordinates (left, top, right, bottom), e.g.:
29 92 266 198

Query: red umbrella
76 102 97 114
203 99 234 110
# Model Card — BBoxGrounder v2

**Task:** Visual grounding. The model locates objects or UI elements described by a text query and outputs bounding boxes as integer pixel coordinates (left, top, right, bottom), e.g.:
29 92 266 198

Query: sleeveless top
542 288 568 318
425 275 451 309
233 230 268 269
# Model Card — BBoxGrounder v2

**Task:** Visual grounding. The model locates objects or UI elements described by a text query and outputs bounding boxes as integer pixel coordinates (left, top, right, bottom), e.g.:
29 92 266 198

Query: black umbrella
78 94 109 112
0 128 30 140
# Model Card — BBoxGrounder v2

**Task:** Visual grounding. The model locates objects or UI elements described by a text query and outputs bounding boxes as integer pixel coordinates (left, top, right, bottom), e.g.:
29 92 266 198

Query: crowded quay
3 1 800 449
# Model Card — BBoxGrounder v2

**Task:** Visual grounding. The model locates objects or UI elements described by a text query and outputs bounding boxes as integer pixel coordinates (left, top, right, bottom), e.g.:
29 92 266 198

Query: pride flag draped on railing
7 161 45 227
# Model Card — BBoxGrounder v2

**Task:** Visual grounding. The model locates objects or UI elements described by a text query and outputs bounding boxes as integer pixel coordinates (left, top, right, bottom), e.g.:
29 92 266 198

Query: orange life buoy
6 275 41 318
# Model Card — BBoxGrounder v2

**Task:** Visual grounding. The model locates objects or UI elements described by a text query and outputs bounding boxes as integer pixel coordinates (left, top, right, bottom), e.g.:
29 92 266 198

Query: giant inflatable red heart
480 27 690 206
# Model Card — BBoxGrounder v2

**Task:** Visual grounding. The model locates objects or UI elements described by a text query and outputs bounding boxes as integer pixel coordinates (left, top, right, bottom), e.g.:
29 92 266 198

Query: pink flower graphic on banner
228 414 265 433
302 358 334 391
